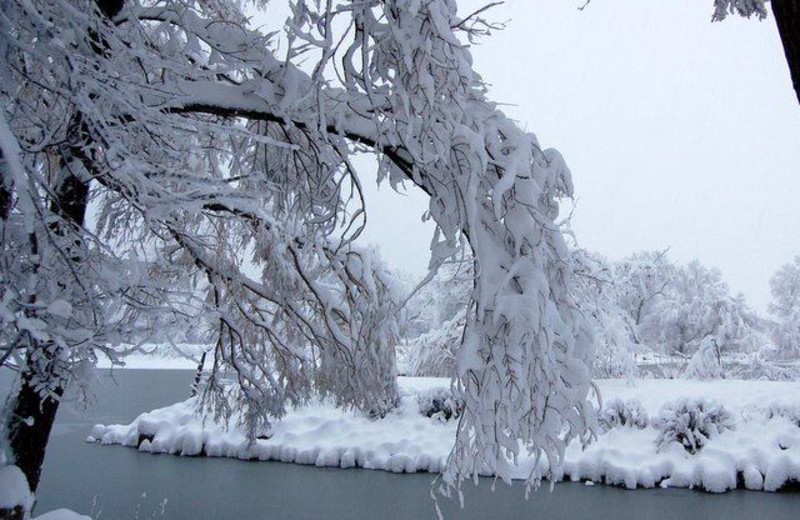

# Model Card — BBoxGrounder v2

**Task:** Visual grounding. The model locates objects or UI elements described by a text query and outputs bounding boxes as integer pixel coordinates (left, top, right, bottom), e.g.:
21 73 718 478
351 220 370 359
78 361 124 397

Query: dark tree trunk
0 505 25 520
5 130 90 497
4 0 125 498
5 363 66 493
0 149 11 221
773 0 800 104
191 351 208 397
4 165 86 494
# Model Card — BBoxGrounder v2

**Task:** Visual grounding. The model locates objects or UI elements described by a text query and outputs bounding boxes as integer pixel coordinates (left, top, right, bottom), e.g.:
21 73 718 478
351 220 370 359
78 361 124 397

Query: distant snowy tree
405 314 463 378
654 261 732 356
614 250 675 337
569 249 640 380
767 256 800 359
1 0 595 496
406 248 643 381
618 255 762 358
404 261 473 340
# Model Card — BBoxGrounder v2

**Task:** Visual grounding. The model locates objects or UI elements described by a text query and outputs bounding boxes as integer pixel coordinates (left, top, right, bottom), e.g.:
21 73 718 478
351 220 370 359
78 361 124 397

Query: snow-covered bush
0 464 32 518
417 388 463 422
598 399 649 432
682 338 724 380
765 403 800 427
654 399 735 454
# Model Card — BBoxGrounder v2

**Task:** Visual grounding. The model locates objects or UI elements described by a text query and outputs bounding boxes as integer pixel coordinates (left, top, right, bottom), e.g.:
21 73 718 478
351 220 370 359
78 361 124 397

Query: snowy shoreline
89 377 800 494
96 355 199 370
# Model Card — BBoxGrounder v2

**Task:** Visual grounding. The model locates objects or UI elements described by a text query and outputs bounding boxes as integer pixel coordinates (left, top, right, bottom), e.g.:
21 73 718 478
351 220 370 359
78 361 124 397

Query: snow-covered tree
404 260 473 340
659 261 764 357
1 0 595 496
767 256 800 359
614 250 675 337
569 249 640 380
653 261 732 356
615 254 762 359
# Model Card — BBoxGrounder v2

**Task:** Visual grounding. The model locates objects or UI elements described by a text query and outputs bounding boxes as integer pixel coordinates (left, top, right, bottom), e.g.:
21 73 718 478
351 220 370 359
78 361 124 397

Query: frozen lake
2 369 799 519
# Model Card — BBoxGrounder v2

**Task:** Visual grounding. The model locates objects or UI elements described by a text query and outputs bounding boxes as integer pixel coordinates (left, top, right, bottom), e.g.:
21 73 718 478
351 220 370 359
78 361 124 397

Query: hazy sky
355 0 800 314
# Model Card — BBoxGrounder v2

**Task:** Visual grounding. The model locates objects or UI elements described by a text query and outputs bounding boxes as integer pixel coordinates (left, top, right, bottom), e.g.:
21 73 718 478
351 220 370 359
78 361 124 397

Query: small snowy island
89 377 800 494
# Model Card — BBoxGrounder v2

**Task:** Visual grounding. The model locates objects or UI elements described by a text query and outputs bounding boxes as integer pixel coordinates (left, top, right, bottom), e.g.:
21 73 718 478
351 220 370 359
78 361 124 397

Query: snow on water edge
89 378 800 493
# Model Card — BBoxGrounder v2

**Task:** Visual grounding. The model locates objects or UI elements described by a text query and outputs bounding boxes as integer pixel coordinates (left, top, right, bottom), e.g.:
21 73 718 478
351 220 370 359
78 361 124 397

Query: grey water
2 369 799 519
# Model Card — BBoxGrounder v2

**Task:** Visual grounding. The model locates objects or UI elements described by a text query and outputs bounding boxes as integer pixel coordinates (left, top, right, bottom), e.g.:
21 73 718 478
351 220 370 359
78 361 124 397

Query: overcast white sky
354 0 800 314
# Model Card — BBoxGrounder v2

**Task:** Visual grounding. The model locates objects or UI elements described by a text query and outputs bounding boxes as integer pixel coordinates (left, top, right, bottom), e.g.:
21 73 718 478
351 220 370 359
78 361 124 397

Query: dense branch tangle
0 0 596 492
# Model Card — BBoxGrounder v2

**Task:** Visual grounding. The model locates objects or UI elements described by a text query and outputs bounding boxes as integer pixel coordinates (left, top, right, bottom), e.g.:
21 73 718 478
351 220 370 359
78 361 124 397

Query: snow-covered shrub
765 404 800 427
417 388 463 422
598 399 649 432
655 399 735 454
0 464 33 518
682 338 724 380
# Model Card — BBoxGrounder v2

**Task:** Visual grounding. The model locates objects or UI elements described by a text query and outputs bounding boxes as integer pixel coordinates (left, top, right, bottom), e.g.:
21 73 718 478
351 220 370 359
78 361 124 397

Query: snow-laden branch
1 0 597 494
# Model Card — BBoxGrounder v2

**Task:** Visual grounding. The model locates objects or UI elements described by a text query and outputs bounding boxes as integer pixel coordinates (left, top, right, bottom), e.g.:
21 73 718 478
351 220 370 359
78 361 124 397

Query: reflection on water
2 369 799 519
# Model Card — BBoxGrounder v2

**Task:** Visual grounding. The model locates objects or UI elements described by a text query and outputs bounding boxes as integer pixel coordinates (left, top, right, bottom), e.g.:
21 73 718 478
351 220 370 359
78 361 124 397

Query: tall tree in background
1 0 595 498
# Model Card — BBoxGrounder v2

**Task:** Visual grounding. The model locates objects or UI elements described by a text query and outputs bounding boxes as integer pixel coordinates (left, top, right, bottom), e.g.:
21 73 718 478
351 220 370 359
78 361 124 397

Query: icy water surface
2 369 799 519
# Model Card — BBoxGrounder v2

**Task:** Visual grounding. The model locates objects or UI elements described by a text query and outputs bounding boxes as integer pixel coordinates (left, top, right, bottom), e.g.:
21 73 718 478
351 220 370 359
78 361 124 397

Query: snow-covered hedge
654 399 736 454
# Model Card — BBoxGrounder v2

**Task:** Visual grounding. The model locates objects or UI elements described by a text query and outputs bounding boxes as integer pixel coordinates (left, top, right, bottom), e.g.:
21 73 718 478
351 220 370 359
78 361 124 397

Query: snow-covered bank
0 464 92 520
89 378 800 493
95 343 209 370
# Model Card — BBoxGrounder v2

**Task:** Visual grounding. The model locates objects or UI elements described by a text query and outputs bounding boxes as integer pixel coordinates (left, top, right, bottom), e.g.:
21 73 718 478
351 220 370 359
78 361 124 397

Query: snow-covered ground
89 377 800 494
0 464 91 520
